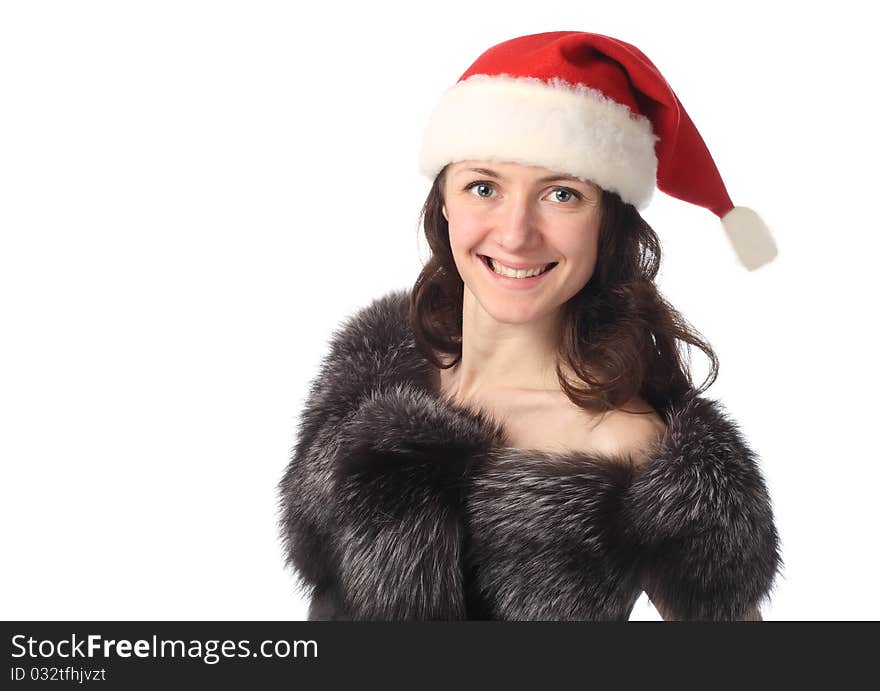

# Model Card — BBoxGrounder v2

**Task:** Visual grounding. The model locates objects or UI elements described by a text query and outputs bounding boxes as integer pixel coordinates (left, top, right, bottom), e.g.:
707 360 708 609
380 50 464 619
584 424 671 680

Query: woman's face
442 159 603 324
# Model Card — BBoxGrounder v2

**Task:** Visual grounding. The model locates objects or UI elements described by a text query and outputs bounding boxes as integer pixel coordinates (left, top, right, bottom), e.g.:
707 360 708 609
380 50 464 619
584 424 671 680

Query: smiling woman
416 156 711 419
439 159 604 341
278 30 783 621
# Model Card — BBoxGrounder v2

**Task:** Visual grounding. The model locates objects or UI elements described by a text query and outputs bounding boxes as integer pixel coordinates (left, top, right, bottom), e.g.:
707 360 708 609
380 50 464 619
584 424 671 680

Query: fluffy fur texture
278 289 783 620
720 205 779 271
418 74 659 209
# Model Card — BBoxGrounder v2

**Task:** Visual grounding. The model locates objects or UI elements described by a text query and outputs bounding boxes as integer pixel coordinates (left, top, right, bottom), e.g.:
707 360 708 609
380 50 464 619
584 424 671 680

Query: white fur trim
418 74 659 209
720 206 778 271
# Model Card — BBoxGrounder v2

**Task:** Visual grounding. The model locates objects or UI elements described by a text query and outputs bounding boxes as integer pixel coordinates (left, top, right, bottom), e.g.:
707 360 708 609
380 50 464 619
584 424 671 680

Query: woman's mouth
478 255 558 286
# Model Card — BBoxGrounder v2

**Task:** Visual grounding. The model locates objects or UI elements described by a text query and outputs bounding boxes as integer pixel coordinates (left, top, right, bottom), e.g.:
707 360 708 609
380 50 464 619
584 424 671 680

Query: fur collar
279 288 783 620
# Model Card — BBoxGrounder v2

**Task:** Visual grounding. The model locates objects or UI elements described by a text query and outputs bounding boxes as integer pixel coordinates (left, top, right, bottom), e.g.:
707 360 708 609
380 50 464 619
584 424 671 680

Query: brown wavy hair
409 164 718 420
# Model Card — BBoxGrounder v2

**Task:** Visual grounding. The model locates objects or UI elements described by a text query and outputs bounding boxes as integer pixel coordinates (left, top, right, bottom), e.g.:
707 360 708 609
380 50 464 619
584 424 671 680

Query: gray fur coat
277 289 783 621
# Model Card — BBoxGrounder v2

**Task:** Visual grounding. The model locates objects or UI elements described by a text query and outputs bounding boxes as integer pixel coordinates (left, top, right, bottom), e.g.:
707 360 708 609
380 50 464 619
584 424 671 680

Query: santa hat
418 31 777 271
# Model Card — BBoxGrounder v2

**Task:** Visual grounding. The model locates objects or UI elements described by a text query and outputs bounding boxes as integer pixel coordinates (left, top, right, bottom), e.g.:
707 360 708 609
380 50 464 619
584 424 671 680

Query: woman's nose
493 193 541 248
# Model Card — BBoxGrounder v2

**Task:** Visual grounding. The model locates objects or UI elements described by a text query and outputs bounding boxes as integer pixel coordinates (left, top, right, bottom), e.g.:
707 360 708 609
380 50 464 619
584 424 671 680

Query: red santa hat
418 31 778 271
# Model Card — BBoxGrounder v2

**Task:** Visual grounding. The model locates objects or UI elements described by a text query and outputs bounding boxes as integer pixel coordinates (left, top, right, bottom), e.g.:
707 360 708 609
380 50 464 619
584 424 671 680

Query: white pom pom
720 206 778 271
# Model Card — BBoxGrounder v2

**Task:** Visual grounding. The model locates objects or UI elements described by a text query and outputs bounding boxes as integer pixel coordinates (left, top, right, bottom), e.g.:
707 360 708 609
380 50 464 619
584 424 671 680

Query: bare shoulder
565 395 667 465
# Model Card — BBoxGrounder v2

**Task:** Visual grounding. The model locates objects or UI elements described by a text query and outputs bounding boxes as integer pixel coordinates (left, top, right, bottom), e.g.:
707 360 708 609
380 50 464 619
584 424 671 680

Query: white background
1 0 877 621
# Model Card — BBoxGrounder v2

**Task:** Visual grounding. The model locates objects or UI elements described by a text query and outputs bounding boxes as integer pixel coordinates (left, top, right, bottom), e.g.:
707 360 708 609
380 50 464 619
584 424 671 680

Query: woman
278 30 783 621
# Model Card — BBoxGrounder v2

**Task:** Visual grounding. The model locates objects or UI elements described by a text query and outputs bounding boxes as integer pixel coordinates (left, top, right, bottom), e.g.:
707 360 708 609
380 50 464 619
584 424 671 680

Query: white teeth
488 257 552 278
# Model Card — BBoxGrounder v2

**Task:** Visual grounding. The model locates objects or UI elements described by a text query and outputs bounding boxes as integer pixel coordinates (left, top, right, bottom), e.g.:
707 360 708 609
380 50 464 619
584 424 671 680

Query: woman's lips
478 254 558 287
483 255 555 272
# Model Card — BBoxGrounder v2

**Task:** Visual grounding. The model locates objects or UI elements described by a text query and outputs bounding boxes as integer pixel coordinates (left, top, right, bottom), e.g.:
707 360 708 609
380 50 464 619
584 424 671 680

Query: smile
479 254 558 286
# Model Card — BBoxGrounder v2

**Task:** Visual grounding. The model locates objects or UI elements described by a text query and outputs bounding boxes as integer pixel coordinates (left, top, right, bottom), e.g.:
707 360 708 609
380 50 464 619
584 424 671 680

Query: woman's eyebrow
458 167 591 186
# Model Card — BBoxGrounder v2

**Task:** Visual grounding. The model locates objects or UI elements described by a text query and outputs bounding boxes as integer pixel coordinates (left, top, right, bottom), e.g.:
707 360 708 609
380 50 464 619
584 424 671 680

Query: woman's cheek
450 222 483 251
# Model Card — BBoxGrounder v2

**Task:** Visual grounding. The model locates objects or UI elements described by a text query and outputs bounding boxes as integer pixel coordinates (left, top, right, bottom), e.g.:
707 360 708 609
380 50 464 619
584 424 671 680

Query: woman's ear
442 205 448 221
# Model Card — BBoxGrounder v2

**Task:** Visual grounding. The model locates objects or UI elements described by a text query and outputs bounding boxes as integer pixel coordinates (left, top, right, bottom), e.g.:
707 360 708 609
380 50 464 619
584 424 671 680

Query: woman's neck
445 287 567 403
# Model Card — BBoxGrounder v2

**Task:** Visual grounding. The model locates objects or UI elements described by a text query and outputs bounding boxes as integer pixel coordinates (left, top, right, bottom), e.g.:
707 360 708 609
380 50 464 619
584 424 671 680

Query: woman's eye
465 181 496 198
465 181 581 204
550 187 581 203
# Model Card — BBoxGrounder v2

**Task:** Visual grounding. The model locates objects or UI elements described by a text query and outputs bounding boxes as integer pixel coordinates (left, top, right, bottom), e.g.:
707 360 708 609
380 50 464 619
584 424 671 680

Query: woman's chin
470 290 547 325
